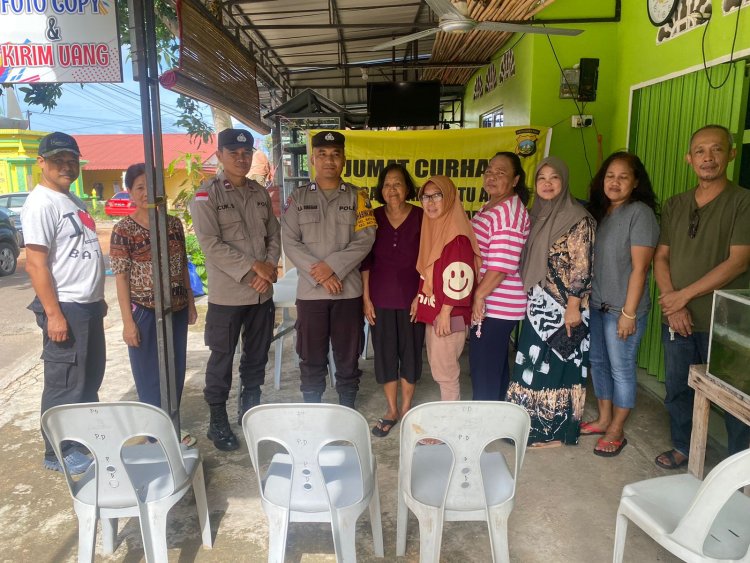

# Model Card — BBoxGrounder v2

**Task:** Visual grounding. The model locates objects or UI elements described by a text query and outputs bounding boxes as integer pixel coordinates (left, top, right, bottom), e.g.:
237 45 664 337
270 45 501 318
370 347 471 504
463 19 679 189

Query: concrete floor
0 292 724 563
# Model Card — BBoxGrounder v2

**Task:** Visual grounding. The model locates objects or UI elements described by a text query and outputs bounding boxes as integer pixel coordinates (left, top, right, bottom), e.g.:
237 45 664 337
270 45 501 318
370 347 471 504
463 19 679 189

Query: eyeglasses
688 208 700 239
45 157 79 168
419 192 444 204
483 170 503 178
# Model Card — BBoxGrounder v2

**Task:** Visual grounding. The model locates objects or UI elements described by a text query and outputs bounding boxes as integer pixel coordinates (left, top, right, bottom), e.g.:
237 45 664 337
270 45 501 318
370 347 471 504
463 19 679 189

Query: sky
5 47 267 139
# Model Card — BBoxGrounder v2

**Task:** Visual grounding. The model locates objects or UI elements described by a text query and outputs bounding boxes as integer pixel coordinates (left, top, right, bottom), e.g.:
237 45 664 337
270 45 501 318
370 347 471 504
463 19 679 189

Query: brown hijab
521 156 591 292
416 176 481 296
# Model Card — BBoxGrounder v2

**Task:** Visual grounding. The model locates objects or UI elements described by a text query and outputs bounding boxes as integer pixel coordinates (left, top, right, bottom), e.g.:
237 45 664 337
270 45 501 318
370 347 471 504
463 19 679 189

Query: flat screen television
367 81 441 127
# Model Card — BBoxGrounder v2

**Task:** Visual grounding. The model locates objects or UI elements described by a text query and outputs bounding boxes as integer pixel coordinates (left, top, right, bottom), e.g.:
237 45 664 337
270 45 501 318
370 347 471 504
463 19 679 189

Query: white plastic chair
396 401 531 563
271 268 337 389
41 402 212 562
242 403 384 562
613 448 750 563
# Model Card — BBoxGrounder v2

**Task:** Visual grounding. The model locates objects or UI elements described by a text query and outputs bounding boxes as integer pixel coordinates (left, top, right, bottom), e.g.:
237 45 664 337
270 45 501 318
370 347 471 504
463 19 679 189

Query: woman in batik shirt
506 156 595 448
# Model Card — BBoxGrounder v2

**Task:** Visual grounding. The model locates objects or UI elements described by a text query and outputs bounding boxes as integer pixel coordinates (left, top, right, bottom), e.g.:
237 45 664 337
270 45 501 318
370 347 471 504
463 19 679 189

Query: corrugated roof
73 134 217 171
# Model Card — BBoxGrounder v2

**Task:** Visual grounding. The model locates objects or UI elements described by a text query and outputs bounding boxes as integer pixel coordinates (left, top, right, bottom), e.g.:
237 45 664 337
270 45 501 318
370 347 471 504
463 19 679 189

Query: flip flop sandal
181 430 197 447
371 418 397 438
654 449 688 470
594 437 628 457
579 421 607 435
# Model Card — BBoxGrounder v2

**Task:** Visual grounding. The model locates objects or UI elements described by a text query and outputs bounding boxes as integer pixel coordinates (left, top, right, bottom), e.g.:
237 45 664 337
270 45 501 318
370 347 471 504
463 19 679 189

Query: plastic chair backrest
399 401 530 511
41 402 188 503
243 404 375 508
670 448 750 551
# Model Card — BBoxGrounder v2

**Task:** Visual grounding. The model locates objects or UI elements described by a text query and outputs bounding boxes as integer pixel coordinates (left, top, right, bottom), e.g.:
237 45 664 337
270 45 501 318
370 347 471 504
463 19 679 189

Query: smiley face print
442 261 474 301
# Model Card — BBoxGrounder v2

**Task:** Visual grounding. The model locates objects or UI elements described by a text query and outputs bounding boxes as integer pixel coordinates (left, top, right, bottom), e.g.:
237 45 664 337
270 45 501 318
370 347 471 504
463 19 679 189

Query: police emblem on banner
515 128 540 157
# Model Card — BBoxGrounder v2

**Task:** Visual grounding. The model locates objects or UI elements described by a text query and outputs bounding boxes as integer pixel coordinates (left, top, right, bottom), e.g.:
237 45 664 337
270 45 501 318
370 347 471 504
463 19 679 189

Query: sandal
594 437 627 457
655 449 688 470
371 418 398 438
579 421 607 435
181 430 197 447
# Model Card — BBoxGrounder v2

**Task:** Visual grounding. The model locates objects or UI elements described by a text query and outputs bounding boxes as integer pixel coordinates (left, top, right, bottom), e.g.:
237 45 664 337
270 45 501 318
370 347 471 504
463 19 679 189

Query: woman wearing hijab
506 157 596 447
415 176 481 401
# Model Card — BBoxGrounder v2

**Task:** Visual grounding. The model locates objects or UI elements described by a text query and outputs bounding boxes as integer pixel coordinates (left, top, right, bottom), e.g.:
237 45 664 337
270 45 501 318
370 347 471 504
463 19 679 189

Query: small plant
185 233 207 292
167 152 210 291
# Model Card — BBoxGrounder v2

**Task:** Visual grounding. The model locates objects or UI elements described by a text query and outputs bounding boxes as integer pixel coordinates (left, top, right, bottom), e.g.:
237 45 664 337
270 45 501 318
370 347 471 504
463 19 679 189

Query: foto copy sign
0 0 122 83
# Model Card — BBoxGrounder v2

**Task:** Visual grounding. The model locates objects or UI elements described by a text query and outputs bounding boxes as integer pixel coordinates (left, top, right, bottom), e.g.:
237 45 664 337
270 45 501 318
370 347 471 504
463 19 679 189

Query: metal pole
128 0 180 433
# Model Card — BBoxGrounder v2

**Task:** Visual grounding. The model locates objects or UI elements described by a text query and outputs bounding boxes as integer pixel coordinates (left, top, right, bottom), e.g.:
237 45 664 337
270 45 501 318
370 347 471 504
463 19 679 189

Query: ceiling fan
370 0 583 51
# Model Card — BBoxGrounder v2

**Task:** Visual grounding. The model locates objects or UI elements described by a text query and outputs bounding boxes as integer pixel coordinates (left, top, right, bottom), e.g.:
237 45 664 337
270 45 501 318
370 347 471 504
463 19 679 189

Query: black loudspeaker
578 58 599 102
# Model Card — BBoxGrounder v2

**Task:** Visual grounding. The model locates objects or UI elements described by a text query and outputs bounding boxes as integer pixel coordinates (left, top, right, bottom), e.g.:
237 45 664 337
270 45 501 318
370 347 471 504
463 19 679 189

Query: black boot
302 391 322 403
207 403 239 451
338 390 357 409
237 385 261 425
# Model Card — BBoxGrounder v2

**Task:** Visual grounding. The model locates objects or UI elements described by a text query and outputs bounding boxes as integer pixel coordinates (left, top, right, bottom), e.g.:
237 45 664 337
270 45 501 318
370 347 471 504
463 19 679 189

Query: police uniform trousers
30 298 107 459
203 300 275 404
296 297 364 394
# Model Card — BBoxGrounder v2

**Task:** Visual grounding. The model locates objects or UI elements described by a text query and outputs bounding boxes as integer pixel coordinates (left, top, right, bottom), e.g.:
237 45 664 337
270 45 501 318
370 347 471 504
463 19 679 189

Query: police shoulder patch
195 190 209 202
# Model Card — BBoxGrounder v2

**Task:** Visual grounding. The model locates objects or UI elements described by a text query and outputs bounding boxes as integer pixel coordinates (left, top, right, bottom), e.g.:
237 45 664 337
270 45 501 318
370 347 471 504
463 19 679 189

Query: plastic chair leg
101 517 118 554
138 502 170 563
331 507 358 563
73 502 97 563
274 336 283 390
612 511 629 563
327 345 337 387
416 506 444 563
396 491 408 556
486 508 510 563
369 480 384 557
192 462 213 548
265 505 290 563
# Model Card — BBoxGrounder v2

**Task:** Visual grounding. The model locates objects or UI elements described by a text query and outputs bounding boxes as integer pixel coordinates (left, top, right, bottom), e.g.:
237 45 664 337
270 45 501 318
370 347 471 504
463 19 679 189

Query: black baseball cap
311 130 345 149
38 132 81 158
218 128 254 150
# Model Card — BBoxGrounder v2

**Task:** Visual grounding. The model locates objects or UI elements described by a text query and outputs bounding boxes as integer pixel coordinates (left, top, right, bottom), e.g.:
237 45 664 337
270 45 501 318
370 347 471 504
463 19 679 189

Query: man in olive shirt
654 124 750 469
190 128 280 451
281 131 376 407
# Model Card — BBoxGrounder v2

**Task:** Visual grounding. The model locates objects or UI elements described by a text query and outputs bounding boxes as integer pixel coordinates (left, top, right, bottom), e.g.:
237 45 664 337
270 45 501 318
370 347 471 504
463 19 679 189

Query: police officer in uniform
281 131 376 407
190 128 281 451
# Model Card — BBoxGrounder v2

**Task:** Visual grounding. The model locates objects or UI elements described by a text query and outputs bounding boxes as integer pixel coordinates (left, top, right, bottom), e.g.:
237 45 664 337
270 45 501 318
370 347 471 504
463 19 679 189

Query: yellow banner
309 126 551 216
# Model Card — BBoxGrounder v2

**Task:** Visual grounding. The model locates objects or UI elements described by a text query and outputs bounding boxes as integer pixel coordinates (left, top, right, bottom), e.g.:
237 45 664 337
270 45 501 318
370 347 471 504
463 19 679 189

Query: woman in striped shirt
470 152 531 400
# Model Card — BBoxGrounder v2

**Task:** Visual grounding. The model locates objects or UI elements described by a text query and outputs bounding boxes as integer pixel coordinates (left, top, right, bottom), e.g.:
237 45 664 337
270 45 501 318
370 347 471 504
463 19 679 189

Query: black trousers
30 298 107 459
203 300 275 404
296 297 364 394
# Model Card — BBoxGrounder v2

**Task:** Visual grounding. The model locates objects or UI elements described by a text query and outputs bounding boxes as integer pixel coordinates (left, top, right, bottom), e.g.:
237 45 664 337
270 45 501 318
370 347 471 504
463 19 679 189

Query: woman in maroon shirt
361 163 424 437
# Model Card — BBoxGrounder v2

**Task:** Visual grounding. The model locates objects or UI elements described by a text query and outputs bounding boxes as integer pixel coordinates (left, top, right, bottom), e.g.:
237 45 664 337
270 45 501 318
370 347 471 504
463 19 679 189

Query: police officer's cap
218 128 254 151
311 130 345 149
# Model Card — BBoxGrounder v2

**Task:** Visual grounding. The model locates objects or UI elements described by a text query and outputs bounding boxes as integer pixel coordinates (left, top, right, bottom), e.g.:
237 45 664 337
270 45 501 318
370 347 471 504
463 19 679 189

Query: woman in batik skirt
506 156 596 448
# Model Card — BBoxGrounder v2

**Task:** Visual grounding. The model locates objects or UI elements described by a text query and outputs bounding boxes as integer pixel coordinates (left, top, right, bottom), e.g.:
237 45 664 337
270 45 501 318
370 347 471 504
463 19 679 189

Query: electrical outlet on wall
571 115 593 128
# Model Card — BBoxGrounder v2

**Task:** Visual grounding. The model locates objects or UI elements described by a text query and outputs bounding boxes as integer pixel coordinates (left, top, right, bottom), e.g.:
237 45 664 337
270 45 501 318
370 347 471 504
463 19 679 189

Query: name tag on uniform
217 204 235 211
257 201 267 207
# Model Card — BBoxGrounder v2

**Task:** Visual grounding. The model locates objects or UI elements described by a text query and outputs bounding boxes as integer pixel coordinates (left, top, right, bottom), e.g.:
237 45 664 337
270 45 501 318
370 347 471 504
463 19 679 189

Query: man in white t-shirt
21 131 106 475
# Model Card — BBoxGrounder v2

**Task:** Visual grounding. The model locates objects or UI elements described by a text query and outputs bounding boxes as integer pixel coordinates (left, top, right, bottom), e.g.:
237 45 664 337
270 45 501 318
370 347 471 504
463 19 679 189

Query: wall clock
647 0 680 26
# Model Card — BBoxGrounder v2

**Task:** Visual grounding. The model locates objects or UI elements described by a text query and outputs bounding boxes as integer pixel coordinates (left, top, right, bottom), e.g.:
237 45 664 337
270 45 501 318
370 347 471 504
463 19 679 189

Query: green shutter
629 61 747 380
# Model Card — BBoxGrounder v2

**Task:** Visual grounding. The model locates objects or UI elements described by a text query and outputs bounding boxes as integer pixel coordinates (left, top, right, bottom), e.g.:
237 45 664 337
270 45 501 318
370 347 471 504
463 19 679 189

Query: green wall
463 0 750 196
462 31 534 128
611 0 750 147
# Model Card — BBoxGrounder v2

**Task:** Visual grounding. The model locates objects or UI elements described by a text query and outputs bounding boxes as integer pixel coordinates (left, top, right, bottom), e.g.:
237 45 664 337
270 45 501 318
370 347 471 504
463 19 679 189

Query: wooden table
687 364 750 479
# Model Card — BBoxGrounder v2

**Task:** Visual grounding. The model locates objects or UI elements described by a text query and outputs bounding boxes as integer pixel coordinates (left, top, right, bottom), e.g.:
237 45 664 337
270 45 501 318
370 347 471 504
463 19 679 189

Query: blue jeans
128 304 188 408
662 325 750 457
589 309 647 409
